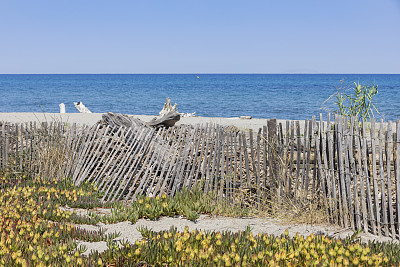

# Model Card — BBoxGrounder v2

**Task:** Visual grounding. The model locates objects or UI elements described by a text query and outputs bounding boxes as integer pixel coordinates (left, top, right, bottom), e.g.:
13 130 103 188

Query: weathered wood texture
1 115 400 239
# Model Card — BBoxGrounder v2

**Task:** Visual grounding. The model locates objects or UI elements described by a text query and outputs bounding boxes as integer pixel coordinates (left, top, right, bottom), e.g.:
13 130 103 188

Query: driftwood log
99 112 180 129
101 112 147 129
74 101 92 113
148 111 180 128
159 97 178 116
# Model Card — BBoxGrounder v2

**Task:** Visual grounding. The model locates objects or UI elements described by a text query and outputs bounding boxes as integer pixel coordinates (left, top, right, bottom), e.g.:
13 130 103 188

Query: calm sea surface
0 74 399 121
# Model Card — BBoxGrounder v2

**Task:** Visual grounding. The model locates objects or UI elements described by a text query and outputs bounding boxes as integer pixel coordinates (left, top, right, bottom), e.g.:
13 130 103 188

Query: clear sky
0 0 399 74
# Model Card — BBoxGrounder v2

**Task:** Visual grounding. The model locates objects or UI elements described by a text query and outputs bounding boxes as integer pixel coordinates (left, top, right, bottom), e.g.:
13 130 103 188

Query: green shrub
324 80 380 121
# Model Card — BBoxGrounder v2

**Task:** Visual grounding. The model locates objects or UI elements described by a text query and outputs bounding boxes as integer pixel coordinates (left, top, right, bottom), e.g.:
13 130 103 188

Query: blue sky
0 0 399 74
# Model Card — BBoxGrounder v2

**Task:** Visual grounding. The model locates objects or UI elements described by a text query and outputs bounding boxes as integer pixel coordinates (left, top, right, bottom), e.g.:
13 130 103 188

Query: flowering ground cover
0 172 399 266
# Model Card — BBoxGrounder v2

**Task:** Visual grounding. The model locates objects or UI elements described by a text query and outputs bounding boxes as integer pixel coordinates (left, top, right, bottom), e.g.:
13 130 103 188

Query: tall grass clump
323 80 380 122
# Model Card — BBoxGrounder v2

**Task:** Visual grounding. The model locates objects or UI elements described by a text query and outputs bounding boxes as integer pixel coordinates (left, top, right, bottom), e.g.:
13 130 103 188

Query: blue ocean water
0 74 399 121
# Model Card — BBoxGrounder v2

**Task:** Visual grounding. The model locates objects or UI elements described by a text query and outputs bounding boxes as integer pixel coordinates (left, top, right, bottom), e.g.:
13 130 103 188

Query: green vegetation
1 172 400 266
324 80 380 121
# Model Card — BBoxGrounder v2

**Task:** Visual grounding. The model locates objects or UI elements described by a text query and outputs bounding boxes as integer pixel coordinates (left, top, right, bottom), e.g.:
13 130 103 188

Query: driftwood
101 112 147 129
100 112 180 129
74 101 92 113
159 97 178 116
148 111 180 128
159 97 194 118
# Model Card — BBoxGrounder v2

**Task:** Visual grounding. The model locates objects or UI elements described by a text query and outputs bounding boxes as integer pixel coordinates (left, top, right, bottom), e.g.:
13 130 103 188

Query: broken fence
1 115 400 239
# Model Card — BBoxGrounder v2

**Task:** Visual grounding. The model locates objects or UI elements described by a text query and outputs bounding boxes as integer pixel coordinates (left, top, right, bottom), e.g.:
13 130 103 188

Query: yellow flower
234 254 241 263
134 248 141 256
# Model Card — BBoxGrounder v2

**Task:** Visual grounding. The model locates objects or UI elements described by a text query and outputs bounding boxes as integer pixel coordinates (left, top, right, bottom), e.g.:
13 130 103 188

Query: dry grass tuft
267 191 331 225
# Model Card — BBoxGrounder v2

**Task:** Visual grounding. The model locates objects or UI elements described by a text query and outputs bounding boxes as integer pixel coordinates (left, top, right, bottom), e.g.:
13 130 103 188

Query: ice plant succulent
0 172 399 266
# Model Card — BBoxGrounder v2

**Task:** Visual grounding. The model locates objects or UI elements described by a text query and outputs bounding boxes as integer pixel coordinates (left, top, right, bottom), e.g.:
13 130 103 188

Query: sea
0 74 399 121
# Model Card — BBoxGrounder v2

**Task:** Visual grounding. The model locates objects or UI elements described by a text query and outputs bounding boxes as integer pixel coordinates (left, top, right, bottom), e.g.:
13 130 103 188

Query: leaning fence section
0 115 399 239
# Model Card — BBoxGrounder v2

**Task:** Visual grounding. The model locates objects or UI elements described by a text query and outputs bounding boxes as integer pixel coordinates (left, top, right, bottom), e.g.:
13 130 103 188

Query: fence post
395 120 400 238
267 119 278 194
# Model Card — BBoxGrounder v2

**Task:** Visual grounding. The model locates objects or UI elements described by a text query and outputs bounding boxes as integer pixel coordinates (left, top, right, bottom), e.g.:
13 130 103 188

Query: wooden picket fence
0 115 399 238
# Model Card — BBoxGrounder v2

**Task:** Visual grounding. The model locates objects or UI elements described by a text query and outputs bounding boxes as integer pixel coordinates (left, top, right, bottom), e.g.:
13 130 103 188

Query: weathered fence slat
386 122 396 237
231 132 239 201
213 127 223 196
378 120 389 236
218 129 226 200
337 115 349 227
344 117 354 230
295 121 301 200
284 121 290 196
288 121 295 197
206 126 217 192
315 119 326 207
361 119 377 235
321 116 333 220
305 120 312 194
355 123 368 232
262 126 268 199
256 128 262 202
225 132 232 202
242 132 251 188
268 119 278 195
301 120 308 193
370 119 381 236
1 124 5 169
396 120 400 238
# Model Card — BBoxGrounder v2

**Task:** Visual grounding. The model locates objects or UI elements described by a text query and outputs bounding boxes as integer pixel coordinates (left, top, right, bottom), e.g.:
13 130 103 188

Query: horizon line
1 73 399 75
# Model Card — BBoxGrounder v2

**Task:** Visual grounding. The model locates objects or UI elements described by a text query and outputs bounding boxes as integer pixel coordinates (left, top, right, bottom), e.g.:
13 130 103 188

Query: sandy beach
0 112 302 132
76 215 398 256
